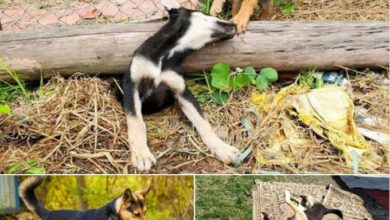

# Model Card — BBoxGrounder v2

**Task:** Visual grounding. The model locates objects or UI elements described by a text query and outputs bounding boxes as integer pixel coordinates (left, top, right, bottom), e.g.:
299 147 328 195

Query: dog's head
161 0 236 52
117 184 152 220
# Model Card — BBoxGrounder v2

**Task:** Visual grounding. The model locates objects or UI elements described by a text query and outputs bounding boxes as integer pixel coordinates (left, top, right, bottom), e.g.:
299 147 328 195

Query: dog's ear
161 0 180 16
139 184 153 197
123 188 135 203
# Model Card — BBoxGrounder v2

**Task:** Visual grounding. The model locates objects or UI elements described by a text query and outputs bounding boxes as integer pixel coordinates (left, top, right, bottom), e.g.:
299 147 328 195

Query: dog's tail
324 208 343 219
19 176 48 218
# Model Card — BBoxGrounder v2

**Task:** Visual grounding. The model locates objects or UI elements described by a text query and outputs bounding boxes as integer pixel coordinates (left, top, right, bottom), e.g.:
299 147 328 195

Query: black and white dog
121 0 240 171
284 191 343 220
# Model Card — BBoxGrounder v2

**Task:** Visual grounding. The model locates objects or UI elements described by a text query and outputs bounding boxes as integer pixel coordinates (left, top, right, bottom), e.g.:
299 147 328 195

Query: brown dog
210 0 273 33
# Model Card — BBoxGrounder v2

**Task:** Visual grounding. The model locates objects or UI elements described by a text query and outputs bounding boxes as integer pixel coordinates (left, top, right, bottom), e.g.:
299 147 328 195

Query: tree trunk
0 21 388 81
76 176 88 210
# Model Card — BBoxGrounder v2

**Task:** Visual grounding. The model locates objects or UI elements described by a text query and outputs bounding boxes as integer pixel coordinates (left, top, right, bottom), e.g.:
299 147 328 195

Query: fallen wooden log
0 21 388 81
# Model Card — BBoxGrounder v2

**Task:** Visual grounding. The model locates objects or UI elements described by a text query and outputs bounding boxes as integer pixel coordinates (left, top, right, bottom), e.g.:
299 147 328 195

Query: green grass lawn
195 175 285 220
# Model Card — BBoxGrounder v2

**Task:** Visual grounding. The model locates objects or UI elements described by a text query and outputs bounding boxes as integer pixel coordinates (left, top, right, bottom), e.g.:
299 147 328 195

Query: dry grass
0 70 388 174
0 74 249 174
270 0 388 21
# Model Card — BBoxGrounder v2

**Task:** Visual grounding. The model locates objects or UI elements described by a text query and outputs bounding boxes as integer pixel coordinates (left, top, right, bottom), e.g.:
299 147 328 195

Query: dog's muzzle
212 21 237 40
224 22 237 36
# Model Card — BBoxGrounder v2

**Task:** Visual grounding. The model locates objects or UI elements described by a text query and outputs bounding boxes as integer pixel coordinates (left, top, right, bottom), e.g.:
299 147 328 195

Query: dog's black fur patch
38 201 119 220
304 203 343 220
19 177 122 220
121 9 194 115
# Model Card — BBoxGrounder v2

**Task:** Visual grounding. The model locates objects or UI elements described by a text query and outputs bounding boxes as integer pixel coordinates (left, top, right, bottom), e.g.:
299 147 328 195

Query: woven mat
253 181 389 220
323 185 389 220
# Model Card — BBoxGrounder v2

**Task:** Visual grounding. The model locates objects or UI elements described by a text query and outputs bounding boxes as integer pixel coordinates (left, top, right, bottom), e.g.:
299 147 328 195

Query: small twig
171 158 206 170
69 151 119 170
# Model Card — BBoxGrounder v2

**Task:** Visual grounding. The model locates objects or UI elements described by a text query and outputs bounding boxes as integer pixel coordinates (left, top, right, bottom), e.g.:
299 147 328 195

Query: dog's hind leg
158 71 239 163
122 73 156 171
177 89 240 163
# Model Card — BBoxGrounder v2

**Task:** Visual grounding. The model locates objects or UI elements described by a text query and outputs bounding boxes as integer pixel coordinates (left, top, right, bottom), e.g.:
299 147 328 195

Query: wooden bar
0 21 388 81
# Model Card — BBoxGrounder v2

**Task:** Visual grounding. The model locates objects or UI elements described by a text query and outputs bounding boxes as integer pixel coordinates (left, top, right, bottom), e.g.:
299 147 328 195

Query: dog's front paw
131 147 157 171
213 143 240 164
209 0 224 16
231 13 250 34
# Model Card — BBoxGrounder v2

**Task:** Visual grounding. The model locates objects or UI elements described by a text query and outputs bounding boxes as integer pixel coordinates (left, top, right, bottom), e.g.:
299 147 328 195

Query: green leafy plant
274 0 295 14
256 67 278 90
209 62 278 105
281 3 295 14
7 159 46 174
211 90 229 105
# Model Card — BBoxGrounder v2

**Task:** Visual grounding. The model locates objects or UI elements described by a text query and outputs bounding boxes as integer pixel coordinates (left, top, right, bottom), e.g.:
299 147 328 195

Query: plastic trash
290 86 382 170
358 127 390 147
355 115 381 127
251 83 384 173
313 71 350 86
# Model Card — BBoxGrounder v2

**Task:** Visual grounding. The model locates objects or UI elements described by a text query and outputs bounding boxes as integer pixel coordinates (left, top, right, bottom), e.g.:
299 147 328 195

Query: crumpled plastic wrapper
290 86 382 170
251 84 382 172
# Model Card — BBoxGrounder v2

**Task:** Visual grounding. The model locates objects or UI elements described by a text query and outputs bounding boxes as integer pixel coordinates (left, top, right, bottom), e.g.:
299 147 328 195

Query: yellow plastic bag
289 86 381 169
251 84 382 172
251 84 312 167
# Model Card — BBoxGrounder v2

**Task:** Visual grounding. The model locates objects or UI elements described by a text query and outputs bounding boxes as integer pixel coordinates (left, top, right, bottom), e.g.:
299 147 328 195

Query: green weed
0 59 32 115
0 59 29 99
199 0 212 14
209 62 278 105
297 68 323 89
7 159 46 174
0 60 53 115
0 103 11 115
274 0 295 14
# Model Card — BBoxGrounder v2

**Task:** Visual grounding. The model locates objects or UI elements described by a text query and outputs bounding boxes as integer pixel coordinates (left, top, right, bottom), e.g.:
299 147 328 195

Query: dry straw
0 70 388 174
271 0 388 21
